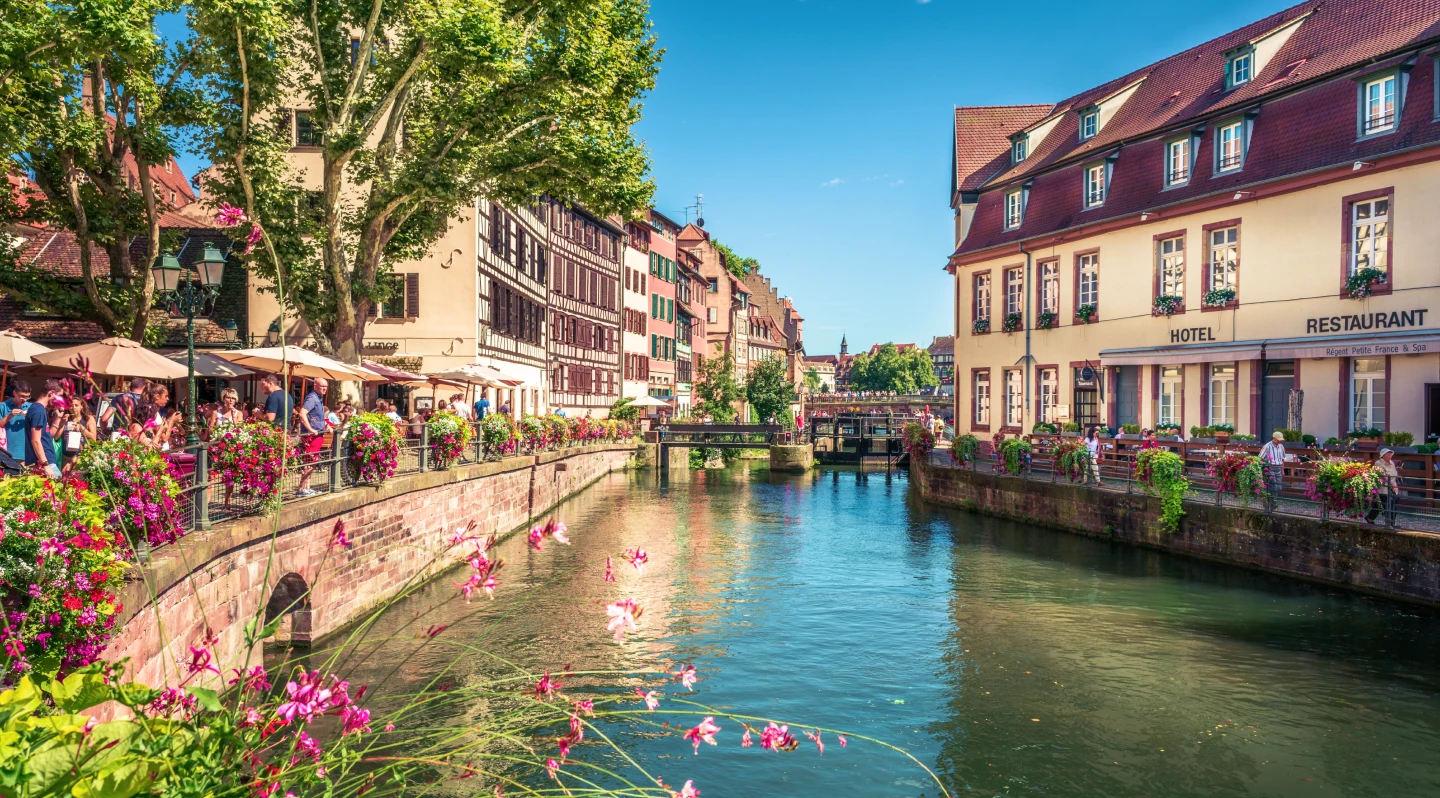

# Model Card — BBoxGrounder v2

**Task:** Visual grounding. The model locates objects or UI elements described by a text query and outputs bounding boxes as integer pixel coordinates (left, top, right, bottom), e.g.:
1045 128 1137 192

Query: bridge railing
656 424 804 446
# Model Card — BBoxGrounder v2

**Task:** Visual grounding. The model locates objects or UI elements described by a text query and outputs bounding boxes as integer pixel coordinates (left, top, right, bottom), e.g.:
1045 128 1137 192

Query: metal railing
927 435 1440 532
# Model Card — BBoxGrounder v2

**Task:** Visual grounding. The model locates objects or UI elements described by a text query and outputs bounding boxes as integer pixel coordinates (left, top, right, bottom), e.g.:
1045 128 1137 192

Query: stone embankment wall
912 459 1440 606
107 444 635 690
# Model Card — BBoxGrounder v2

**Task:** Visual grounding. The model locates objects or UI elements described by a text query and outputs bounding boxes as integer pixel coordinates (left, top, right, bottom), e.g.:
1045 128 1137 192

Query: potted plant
1001 312 1023 333
1061 422 1082 436
1032 421 1059 435
1189 425 1216 443
1347 427 1383 443
1211 423 1234 443
1345 266 1387 299
1076 304 1097 324
972 318 990 334
1119 423 1141 437
1152 295 1184 317
1036 310 1058 329
1203 287 1236 308
1155 422 1182 439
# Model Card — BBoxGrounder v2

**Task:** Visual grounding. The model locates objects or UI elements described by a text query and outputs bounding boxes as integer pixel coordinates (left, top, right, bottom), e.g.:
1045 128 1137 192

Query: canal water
335 464 1440 797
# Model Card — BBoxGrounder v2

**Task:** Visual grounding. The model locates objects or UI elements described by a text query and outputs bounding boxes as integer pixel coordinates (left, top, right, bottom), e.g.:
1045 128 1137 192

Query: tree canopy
848 344 937 393
693 344 742 423
710 238 758 280
191 0 662 362
745 354 793 426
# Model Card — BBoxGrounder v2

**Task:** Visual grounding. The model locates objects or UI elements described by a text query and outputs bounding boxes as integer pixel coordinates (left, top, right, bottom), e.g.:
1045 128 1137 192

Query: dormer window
1165 136 1192 186
1227 51 1253 88
1083 163 1107 208
1012 137 1027 164
1079 109 1098 141
1356 69 1407 137
1216 120 1245 172
1004 189 1024 230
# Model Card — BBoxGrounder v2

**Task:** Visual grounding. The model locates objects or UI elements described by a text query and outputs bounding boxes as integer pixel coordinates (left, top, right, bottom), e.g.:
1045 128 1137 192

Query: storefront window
1209 364 1235 427
1004 369 1023 427
1351 358 1386 431
1159 366 1182 426
974 371 990 426
1039 368 1058 422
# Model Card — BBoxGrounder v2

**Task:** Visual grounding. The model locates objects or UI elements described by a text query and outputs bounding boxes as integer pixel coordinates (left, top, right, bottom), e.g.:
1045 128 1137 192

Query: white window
1012 137 1027 163
1079 110 1098 140
1039 368 1058 422
1158 236 1184 298
1004 190 1023 229
1351 358 1386 431
1351 197 1389 276
707 307 718 324
1208 227 1238 293
974 372 990 426
974 273 991 322
1084 164 1106 207
1209 364 1236 427
1004 369 1023 427
1166 138 1191 185
1229 52 1252 87
1217 122 1244 171
1363 75 1397 134
1077 253 1099 308
1039 261 1059 314
1004 267 1023 316
1159 366 1183 426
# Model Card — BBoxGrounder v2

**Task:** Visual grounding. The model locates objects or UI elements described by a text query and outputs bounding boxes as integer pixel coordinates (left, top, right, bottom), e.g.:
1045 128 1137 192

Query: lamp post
152 245 227 447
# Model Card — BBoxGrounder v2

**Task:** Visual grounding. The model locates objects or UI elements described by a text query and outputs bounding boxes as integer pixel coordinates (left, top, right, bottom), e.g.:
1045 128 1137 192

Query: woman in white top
208 388 244 430
1083 426 1103 486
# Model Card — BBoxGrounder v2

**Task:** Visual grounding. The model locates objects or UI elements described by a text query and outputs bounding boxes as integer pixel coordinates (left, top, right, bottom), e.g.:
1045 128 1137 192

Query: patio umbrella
468 362 527 387
624 395 672 408
361 359 427 384
31 337 188 379
0 330 51 397
211 346 378 382
425 366 506 388
161 350 255 379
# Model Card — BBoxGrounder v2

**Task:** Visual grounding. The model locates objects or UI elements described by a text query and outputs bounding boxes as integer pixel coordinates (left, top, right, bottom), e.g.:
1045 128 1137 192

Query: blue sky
171 0 1296 355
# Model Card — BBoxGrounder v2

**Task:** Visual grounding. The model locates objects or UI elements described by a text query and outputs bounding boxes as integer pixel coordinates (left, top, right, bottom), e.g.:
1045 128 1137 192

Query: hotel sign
1306 309 1428 334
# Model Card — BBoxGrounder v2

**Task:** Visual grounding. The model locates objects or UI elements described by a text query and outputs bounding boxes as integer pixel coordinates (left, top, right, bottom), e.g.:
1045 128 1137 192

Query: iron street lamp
151 244 226 447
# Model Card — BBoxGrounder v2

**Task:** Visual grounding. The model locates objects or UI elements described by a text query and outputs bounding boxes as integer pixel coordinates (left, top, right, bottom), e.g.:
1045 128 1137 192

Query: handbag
64 427 84 454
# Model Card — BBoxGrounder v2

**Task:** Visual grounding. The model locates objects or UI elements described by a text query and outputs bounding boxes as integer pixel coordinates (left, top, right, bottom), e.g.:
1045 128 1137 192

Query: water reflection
320 463 1440 798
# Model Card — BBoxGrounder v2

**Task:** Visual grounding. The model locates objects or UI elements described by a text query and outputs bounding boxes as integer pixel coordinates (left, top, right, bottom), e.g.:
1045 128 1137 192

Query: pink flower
186 646 219 675
527 525 545 551
623 547 649 574
605 598 641 642
604 557 615 582
244 224 263 253
573 699 594 716
759 722 796 752
546 758 560 780
634 688 659 710
546 519 570 545
340 706 371 735
683 717 721 754
384 723 395 732
804 729 824 755
216 202 248 227
557 737 572 758
741 727 753 747
673 780 700 798
838 734 847 747
674 664 697 691
534 672 562 701
330 519 352 549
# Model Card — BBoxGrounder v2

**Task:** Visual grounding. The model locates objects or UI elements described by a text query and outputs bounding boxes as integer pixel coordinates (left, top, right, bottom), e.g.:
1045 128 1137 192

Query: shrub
1208 450 1266 506
1231 434 1257 442
1301 434 1317 446
1210 423 1236 433
1155 423 1181 434
1032 422 1059 434
1275 428 1303 442
1121 424 1141 435
482 412 520 456
903 421 934 457
1052 439 1088 482
1418 443 1438 454
205 421 291 514
1190 425 1212 439
427 410 473 467
1382 431 1414 447
0 476 128 679
998 438 1032 476
1346 427 1383 439
1133 449 1189 533
1306 457 1382 517
950 433 980 465
545 413 571 448
1062 422 1081 432
72 438 185 548
347 412 401 483
609 397 641 422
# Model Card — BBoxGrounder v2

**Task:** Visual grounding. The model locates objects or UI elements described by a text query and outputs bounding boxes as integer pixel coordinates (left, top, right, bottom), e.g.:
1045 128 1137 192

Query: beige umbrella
624 395 672 408
211 346 377 382
426 366 506 388
468 362 527 387
0 330 52 397
161 350 255 379
32 337 187 379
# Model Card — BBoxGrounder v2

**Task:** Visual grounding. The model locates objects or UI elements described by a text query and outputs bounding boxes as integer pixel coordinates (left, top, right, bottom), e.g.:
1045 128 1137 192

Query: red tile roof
954 0 1440 256
954 105 1054 194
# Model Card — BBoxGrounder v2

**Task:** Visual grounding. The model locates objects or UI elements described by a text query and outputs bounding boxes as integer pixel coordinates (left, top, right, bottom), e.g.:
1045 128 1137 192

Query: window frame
1079 108 1099 141
1348 357 1388 432
1153 230 1187 312
1036 366 1059 424
1037 259 1060 317
1208 363 1236 428
1158 365 1183 427
1226 49 1254 89
1355 67 1408 139
971 369 991 431
1004 266 1024 317
1073 249 1100 321
1004 189 1024 230
1163 135 1194 187
1082 161 1107 208
1214 118 1246 173
1012 136 1027 164
1003 368 1024 431
1339 187 1394 298
971 270 992 334
1201 219 1241 312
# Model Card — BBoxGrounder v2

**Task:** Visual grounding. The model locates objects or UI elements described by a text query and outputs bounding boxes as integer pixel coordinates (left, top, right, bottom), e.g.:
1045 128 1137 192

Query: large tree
710 238 757 280
192 0 660 363
848 343 938 394
693 344 742 423
0 0 201 342
745 354 793 426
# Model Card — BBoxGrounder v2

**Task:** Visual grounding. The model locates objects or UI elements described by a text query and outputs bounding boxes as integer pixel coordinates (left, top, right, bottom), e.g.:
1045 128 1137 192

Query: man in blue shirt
296 378 328 497
25 379 60 478
260 373 293 428
473 392 490 421
0 380 32 462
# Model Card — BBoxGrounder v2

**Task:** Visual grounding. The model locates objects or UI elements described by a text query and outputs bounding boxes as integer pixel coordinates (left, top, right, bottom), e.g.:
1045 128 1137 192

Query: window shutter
367 300 377 318
405 273 420 317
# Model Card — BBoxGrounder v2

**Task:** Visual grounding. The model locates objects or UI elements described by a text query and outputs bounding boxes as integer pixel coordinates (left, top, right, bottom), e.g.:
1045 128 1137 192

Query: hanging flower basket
1035 311 1058 329
347 413 400 484
1001 312 1023 333
972 318 990 334
1345 267 1387 299
1152 294 1184 316
1075 304 1097 324
426 410 473 468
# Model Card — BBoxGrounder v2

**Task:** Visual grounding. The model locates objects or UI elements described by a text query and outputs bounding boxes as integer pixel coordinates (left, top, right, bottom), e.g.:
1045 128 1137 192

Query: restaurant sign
1305 309 1427 334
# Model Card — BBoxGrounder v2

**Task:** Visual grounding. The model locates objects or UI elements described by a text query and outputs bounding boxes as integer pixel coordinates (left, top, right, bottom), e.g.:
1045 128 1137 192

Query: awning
361 359 426 383
160 350 256 378
1100 327 1439 368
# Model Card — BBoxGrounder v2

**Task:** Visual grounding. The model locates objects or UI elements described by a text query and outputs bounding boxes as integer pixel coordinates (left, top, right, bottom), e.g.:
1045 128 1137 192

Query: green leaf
48 669 114 712
243 614 285 646
186 687 222 713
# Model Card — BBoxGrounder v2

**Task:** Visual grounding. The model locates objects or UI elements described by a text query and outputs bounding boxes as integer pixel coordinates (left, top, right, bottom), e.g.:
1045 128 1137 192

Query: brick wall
912 459 1440 607
104 444 635 693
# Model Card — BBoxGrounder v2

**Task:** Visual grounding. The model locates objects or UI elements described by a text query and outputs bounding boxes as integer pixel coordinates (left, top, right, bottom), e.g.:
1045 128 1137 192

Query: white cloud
889 179 905 186
820 177 844 187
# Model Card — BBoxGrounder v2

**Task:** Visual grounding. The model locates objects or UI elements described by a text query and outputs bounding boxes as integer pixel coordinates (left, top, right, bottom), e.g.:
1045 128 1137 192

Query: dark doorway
1262 361 1295 439
1116 366 1140 427
1073 387 1099 429
1426 384 1439 445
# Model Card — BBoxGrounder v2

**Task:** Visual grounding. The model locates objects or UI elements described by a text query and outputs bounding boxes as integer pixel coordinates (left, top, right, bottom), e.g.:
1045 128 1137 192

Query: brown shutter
405 273 420 317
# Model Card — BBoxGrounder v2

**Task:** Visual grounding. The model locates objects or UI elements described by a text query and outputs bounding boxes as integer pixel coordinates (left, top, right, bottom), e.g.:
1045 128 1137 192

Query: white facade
621 244 650 400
